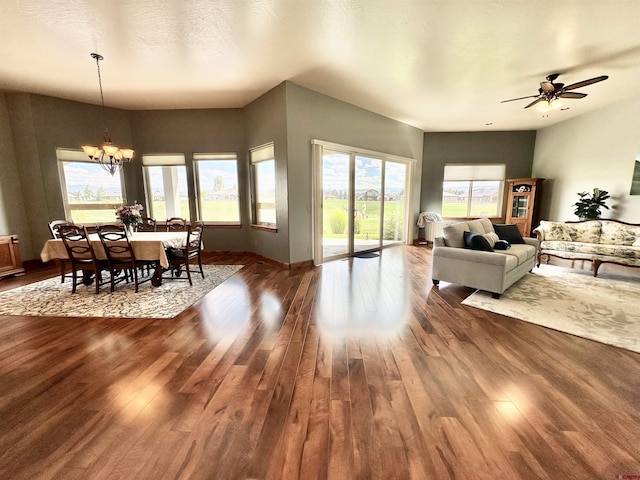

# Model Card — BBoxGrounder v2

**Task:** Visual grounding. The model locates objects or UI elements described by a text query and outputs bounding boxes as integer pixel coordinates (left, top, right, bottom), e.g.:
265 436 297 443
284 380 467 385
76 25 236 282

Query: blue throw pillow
463 231 494 252
494 240 511 250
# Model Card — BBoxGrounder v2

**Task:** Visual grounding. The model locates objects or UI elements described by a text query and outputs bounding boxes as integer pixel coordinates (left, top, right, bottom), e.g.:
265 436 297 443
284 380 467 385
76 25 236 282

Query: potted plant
573 187 610 219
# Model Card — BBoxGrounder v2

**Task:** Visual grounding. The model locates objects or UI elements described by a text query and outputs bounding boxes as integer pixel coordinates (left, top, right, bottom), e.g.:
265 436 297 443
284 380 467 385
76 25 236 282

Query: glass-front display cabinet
505 178 544 237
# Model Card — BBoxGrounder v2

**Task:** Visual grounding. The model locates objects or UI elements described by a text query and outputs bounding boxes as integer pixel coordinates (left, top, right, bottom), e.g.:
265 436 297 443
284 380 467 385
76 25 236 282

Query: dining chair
48 220 75 283
96 224 156 293
163 221 205 286
58 224 107 294
165 217 188 232
136 217 157 232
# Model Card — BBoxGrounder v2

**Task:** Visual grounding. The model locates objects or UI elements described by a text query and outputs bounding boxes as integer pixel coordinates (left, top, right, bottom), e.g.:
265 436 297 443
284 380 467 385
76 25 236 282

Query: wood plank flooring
0 246 638 479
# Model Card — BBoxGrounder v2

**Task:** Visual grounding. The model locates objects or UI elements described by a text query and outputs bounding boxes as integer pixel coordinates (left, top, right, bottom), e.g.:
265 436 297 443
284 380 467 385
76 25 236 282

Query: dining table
40 230 190 287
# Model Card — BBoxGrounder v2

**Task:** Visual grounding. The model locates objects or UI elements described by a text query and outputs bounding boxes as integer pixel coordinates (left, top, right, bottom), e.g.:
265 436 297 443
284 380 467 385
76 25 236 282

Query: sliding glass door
314 142 413 264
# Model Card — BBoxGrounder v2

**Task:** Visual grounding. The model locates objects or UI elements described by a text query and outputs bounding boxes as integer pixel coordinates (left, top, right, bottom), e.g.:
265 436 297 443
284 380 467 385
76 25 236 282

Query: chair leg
71 269 78 293
198 255 204 279
60 260 66 283
185 261 193 286
95 270 101 294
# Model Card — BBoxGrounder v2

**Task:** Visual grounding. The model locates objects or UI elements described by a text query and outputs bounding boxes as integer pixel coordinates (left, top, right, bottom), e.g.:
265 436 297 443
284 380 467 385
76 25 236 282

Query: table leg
151 261 163 287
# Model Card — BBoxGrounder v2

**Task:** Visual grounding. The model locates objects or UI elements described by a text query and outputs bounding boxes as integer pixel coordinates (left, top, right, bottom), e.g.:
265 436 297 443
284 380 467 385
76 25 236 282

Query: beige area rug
461 264 640 353
0 264 243 319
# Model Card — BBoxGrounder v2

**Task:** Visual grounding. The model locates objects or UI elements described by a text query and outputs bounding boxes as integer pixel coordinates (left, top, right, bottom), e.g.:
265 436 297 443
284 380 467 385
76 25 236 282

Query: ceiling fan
501 73 609 110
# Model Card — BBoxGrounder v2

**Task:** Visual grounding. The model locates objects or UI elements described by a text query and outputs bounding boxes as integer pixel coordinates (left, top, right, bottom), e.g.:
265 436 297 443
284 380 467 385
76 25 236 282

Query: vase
126 224 134 237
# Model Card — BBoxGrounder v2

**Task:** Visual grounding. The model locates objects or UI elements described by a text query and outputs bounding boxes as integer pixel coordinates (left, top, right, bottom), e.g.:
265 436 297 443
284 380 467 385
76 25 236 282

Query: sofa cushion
464 231 494 252
443 218 496 247
600 221 640 246
502 243 536 265
565 221 602 243
538 220 572 241
443 222 469 248
493 224 525 244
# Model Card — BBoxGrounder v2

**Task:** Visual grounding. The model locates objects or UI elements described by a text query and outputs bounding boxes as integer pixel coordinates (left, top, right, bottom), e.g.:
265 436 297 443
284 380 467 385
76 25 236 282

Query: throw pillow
482 232 500 247
463 231 494 252
493 224 525 244
494 240 511 250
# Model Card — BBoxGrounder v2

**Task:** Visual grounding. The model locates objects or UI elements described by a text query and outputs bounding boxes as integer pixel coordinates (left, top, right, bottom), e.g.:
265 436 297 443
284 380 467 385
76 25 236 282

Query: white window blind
443 164 506 181
250 144 275 163
142 154 185 166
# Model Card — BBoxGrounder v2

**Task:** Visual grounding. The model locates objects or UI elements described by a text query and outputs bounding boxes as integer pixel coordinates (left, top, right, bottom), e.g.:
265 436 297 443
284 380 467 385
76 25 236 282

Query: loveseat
533 219 640 276
431 218 538 298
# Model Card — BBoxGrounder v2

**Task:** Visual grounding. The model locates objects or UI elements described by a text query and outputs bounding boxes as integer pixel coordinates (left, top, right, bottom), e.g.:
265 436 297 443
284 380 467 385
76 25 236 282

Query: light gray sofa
431 218 538 298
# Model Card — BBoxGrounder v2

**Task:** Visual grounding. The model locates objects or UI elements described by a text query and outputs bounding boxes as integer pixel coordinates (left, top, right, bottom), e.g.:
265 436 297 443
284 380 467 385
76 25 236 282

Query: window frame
249 143 277 229
56 148 127 224
193 152 241 226
142 153 191 222
441 164 506 219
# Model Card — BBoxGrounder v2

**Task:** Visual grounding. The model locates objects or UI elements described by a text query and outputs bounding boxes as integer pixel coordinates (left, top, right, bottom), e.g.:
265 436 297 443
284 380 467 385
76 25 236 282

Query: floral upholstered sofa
533 219 640 276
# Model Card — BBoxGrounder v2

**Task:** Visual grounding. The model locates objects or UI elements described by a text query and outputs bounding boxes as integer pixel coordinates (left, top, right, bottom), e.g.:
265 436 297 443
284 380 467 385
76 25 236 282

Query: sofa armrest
523 237 538 247
432 245 508 266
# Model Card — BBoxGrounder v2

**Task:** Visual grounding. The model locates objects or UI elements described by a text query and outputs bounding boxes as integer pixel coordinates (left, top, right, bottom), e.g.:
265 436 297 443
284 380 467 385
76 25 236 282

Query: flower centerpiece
115 202 144 234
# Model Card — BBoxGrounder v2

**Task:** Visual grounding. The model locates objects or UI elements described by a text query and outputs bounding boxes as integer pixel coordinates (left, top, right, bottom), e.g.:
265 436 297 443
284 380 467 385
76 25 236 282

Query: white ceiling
2 0 640 132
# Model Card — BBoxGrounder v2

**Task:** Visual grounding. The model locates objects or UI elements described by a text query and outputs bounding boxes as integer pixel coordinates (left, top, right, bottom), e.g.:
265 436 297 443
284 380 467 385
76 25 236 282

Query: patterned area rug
0 264 243 319
462 265 640 353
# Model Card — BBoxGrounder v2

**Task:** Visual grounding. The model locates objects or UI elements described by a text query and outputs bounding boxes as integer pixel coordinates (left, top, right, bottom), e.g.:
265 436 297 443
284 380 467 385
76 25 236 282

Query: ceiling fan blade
501 95 539 103
563 75 608 91
559 92 587 99
524 97 544 109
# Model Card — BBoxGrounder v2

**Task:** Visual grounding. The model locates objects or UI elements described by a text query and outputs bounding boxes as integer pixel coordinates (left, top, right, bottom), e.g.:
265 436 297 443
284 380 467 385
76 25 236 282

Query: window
442 164 506 218
57 148 126 223
142 154 190 221
193 153 240 224
250 143 276 227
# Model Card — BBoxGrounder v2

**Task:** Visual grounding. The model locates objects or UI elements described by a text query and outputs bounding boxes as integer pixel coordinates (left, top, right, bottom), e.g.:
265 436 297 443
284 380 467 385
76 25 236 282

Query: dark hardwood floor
0 246 638 479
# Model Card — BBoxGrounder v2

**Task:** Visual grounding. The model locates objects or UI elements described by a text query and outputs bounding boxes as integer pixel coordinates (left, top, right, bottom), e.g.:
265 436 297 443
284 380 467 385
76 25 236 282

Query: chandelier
81 53 134 176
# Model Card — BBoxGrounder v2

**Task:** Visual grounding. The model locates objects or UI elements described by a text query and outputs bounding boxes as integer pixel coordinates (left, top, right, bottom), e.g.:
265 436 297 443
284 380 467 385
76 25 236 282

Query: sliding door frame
311 139 415 265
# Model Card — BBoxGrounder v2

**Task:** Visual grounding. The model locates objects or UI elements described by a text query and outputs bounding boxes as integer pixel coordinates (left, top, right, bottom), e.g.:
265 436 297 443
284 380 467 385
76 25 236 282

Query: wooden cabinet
505 178 544 237
0 235 25 279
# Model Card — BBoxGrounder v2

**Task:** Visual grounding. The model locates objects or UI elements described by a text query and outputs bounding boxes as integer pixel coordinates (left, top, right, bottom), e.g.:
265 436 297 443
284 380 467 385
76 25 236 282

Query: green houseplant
573 187 610 219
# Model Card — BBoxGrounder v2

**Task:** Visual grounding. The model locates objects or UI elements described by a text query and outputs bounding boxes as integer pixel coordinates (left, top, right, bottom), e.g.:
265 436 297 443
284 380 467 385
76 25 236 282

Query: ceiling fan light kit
81 53 134 176
501 73 608 112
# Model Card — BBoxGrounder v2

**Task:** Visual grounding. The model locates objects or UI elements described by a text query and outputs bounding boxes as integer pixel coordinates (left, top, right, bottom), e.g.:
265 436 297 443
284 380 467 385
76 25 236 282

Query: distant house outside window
442 164 506 218
142 154 190 221
57 148 126 224
250 143 276 227
193 153 241 223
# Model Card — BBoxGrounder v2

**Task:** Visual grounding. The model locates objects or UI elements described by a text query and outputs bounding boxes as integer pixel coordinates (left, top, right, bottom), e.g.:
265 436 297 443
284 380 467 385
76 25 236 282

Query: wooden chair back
48 220 74 239
58 224 104 293
166 217 188 232
97 224 153 293
136 217 157 232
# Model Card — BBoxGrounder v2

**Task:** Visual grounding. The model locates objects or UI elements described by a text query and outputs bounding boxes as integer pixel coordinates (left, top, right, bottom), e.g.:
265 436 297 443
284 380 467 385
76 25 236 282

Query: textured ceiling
1 0 640 132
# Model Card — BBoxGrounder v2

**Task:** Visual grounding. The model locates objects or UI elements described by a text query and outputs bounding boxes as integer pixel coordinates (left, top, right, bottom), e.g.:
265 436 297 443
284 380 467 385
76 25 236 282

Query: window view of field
322 151 407 259
61 161 125 224
196 159 240 222
146 165 191 220
442 180 501 217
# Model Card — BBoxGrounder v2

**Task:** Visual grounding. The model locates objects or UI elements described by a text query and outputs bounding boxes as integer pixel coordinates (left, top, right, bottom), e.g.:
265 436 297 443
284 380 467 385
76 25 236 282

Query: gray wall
130 108 248 252
532 95 640 222
243 83 291 264
421 131 537 219
4 93 133 260
0 93 30 251
285 82 424 263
